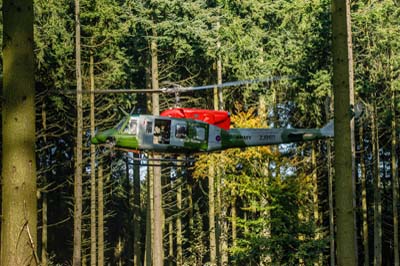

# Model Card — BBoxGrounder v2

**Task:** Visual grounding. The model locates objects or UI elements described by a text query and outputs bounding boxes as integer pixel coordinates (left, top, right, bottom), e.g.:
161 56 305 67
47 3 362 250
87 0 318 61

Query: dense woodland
1 0 400 265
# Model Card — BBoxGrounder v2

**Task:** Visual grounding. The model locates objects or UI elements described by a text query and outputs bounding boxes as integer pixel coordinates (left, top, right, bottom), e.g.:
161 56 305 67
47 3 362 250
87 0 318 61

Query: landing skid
98 145 196 166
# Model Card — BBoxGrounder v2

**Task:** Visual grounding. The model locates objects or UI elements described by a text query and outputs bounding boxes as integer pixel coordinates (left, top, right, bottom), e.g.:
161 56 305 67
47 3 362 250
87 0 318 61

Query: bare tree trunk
391 61 399 266
359 123 369 266
215 169 223 266
168 220 173 266
73 0 83 264
145 167 153 266
151 25 163 266
372 101 382 266
98 165 104 266
258 96 271 266
2 0 38 265
209 162 217 266
144 61 153 266
213 21 223 111
312 144 322 266
89 52 97 266
327 138 335 266
176 177 183 266
325 93 335 266
332 0 357 265
133 154 142 266
42 190 48 266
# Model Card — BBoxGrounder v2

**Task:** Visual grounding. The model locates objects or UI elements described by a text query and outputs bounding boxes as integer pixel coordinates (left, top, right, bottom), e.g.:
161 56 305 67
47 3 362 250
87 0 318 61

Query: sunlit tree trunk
209 162 217 266
151 25 163 266
89 51 97 266
144 62 153 266
98 165 104 266
73 0 83 264
312 144 322 266
168 220 173 266
2 1 38 265
219 191 229 266
145 167 153 266
325 98 335 266
213 21 223 111
332 0 357 265
258 96 271 266
176 177 183 266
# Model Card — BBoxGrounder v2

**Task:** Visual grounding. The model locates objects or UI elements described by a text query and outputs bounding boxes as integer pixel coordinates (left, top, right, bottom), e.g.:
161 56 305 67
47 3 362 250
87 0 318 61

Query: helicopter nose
91 136 100 144
91 128 100 144
91 129 116 144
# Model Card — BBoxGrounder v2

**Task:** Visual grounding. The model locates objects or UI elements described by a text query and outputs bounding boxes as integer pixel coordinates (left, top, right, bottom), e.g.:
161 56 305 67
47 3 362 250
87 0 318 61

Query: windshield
115 117 128 131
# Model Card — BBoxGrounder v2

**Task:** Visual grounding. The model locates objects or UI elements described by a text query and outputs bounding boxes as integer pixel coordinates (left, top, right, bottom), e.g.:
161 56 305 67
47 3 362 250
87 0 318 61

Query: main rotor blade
63 88 166 94
175 76 294 92
62 76 294 95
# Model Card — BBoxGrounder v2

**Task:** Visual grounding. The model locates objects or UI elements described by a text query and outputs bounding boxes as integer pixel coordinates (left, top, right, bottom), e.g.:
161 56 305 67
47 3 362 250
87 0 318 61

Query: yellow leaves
192 108 274 179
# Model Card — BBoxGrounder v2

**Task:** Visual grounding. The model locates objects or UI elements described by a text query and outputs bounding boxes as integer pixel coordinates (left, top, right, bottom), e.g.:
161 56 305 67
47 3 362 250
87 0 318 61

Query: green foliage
27 0 400 265
230 176 326 266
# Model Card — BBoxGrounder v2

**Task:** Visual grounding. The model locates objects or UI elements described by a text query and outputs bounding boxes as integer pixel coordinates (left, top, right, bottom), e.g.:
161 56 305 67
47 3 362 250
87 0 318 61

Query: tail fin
321 120 334 138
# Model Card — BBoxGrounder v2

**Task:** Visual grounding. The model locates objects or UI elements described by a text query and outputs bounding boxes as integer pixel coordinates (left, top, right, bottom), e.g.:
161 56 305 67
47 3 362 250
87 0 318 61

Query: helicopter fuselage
91 114 334 153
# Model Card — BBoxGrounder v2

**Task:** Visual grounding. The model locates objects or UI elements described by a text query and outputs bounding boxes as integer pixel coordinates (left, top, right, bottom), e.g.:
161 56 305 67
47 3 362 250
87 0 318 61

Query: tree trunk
42 191 48 266
325 95 335 266
219 183 229 266
168 220 173 266
89 52 97 266
312 144 322 266
145 167 153 266
73 0 83 264
327 138 335 266
151 25 163 266
209 162 217 266
133 154 142 266
372 101 382 266
213 21 223 111
2 0 38 265
231 195 237 248
176 177 183 266
391 62 399 266
98 165 104 266
359 123 369 266
332 0 357 265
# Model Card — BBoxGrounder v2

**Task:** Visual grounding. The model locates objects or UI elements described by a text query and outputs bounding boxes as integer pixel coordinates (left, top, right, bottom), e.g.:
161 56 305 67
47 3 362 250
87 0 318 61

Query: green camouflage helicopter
91 108 334 154
89 77 334 154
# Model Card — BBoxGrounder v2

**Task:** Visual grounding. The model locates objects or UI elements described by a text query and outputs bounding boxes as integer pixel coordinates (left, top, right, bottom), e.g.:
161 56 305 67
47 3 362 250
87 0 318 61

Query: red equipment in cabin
160 108 231 130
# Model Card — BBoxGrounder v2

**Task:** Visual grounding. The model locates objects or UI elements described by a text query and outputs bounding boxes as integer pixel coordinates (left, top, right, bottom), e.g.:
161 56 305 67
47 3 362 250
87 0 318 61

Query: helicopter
91 107 334 154
87 76 334 154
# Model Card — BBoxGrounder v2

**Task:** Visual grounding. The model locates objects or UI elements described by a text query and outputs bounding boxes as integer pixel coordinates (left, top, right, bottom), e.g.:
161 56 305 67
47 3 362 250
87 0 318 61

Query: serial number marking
259 135 276 141
235 135 251 140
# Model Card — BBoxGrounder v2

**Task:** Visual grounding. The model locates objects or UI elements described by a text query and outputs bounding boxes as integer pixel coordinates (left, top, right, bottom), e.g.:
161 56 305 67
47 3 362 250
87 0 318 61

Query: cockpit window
123 118 138 135
146 121 153 134
175 124 187 139
194 127 205 141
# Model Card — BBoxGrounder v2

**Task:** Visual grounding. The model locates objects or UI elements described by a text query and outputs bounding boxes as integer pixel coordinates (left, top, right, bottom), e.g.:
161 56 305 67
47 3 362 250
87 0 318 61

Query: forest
1 0 400 265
